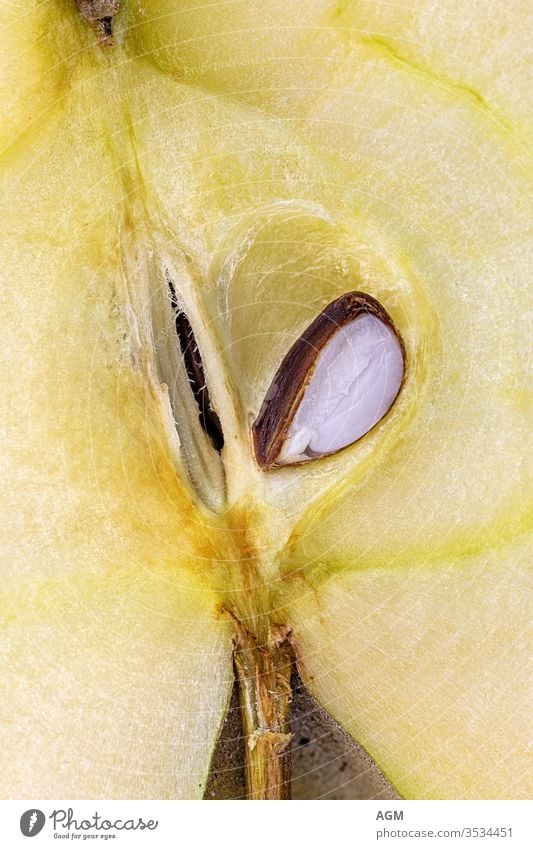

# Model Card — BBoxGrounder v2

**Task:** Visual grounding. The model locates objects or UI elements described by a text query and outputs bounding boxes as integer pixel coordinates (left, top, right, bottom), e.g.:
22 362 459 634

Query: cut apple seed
168 280 224 453
252 292 405 469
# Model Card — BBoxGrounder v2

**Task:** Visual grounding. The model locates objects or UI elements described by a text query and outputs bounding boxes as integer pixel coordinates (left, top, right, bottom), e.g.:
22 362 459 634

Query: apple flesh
0 0 530 799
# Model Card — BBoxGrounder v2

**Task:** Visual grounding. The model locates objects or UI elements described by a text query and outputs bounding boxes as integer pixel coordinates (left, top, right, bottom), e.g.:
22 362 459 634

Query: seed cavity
252 292 405 469
168 280 224 453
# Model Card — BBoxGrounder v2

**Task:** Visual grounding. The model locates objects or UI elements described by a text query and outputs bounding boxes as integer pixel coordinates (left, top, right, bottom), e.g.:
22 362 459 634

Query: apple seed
252 292 405 468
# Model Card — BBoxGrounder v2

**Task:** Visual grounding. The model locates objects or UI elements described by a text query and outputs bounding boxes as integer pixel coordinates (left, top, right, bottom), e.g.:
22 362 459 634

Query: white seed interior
277 313 403 464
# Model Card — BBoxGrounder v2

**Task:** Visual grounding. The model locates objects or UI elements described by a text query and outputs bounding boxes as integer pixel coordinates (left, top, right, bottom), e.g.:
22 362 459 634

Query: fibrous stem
232 620 293 800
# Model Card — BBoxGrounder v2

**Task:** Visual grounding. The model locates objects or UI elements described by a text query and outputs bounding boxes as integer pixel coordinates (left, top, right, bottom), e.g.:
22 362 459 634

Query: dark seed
168 280 224 452
252 291 404 469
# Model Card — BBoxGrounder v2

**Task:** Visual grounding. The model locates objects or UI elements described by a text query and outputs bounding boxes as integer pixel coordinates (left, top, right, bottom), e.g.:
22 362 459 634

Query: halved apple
0 0 530 799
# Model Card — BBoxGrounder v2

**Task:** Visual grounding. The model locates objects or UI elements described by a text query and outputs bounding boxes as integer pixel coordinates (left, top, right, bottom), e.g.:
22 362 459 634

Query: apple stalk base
232 620 294 800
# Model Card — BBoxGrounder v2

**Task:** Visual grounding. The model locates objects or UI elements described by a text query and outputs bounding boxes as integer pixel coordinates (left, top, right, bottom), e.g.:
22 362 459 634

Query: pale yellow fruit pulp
0 0 531 798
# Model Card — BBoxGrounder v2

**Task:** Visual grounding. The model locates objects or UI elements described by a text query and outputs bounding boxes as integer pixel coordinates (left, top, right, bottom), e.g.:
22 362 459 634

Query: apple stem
232 619 294 799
